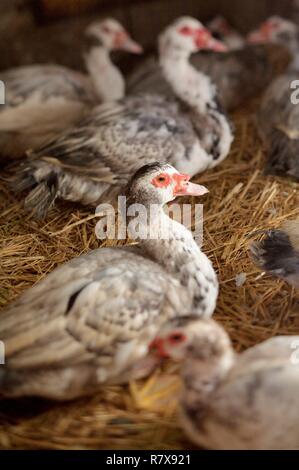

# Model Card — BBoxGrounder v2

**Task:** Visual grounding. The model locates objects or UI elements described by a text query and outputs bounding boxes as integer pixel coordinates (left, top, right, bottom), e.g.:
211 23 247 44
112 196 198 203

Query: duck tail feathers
250 228 299 287
24 172 58 219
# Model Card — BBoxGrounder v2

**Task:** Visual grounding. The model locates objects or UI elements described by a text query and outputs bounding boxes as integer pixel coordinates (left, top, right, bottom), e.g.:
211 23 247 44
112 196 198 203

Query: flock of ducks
0 14 299 450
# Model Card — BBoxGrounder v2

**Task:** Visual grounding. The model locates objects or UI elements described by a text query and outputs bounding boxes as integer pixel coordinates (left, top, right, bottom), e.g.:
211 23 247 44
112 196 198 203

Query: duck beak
120 37 143 54
247 30 265 44
207 37 228 52
177 181 209 197
173 173 209 197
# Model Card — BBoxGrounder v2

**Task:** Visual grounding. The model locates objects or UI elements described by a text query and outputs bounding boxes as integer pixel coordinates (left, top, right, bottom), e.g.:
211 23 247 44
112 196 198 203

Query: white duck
127 19 290 111
152 317 299 450
207 16 245 50
248 17 299 179
0 18 142 161
15 17 233 218
0 163 218 400
250 219 299 288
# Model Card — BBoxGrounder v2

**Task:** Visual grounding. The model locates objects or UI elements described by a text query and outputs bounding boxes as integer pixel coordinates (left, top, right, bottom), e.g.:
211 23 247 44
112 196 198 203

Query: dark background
0 0 297 72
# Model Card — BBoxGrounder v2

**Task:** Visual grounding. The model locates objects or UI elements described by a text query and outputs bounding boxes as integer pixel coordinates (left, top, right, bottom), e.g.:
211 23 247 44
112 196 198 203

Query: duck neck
85 46 125 102
160 48 216 113
181 350 235 416
130 205 218 317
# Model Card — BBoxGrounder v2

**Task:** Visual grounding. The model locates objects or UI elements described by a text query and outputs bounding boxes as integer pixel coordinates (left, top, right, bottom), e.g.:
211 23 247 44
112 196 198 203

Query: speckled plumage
157 318 299 449
15 17 233 218
0 19 141 161
127 44 290 111
0 163 218 400
257 72 299 179
251 17 299 179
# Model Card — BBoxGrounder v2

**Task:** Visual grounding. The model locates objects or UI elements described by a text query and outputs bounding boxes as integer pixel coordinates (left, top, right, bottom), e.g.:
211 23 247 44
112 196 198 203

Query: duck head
85 18 143 53
208 15 233 40
149 317 234 373
126 162 208 207
247 16 297 47
159 16 228 57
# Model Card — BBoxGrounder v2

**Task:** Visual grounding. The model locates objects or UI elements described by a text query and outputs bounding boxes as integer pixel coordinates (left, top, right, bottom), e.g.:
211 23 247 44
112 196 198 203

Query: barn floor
0 101 298 449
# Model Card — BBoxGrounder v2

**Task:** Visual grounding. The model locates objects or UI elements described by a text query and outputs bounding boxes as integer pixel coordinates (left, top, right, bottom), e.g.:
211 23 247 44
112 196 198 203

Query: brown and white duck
207 15 245 50
0 163 218 400
152 317 299 449
250 219 299 288
127 19 290 111
15 17 233 218
248 17 299 179
0 18 142 161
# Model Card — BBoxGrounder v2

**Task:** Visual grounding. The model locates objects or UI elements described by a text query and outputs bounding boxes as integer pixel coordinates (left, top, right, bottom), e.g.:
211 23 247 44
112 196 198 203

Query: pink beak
175 181 209 197
207 37 228 52
247 30 266 44
120 37 143 54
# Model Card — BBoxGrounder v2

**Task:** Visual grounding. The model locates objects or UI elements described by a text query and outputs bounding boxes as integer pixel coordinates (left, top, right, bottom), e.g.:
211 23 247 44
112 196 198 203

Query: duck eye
151 173 171 187
102 25 112 34
179 26 193 36
168 332 186 344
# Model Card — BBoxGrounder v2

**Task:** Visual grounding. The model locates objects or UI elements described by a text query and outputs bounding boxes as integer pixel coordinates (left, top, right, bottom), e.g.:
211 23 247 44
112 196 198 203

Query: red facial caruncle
178 24 227 51
194 29 212 48
151 171 209 197
178 25 211 47
113 30 128 48
149 332 187 358
178 26 194 36
248 19 281 43
149 338 169 358
172 172 190 194
151 172 172 188
260 20 280 39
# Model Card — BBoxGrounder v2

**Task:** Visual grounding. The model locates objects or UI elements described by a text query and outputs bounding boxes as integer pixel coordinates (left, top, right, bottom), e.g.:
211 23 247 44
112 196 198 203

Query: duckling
152 317 299 449
0 163 217 400
14 17 233 218
0 18 142 161
250 219 299 288
207 16 245 50
248 17 299 179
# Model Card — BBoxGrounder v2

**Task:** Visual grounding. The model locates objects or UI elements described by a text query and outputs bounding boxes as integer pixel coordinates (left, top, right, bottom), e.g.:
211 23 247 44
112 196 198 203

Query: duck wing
187 336 299 450
0 246 186 398
1 64 95 110
0 65 96 160
15 94 198 216
127 56 174 98
208 338 299 450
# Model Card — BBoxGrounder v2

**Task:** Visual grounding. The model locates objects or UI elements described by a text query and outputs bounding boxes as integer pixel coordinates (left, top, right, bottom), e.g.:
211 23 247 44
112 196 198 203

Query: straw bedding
0 101 298 449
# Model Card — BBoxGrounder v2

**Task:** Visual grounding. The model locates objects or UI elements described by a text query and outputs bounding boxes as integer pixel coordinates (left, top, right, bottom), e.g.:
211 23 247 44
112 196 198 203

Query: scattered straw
0 101 298 449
